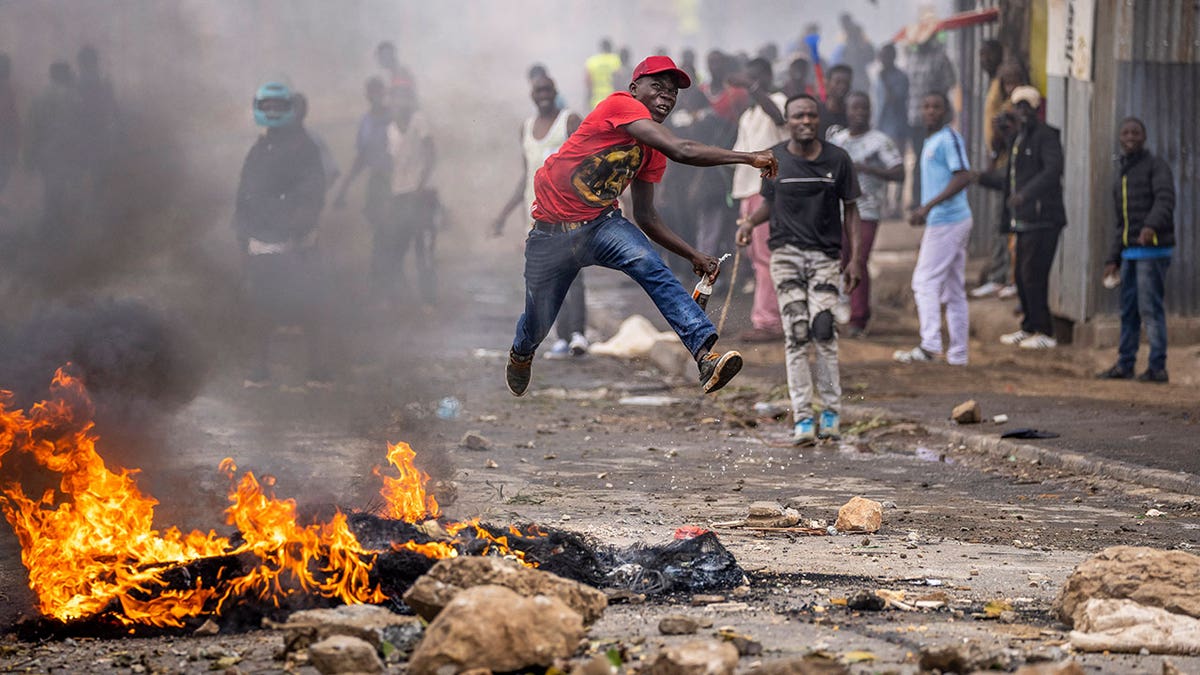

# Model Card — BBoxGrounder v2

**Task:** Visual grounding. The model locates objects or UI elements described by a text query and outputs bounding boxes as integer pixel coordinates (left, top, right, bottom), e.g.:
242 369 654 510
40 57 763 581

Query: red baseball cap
630 55 692 89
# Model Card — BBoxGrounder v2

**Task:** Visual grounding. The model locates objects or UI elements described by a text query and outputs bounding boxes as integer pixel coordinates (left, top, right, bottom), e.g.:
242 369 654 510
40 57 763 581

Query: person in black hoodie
233 81 328 387
1096 117 1175 383
977 85 1065 350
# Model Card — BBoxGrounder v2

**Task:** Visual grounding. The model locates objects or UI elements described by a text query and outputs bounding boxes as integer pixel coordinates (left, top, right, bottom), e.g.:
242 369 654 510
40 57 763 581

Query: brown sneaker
698 350 743 393
738 327 784 343
506 349 533 396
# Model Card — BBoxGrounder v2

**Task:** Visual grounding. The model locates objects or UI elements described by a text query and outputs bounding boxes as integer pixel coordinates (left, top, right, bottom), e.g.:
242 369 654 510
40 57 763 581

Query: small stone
485 459 499 469
193 619 219 636
690 594 726 606
748 501 785 518
308 635 383 675
459 431 493 451
644 640 739 675
658 615 702 635
846 590 885 611
951 400 982 424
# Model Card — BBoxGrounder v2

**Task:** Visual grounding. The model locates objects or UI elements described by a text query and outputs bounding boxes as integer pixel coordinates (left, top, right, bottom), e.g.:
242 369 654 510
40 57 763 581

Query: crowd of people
0 13 1179 432
498 14 1178 445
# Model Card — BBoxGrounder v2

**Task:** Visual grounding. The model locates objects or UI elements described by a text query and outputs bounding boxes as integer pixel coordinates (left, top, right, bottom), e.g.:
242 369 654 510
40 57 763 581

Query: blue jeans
1118 256 1170 372
512 211 716 358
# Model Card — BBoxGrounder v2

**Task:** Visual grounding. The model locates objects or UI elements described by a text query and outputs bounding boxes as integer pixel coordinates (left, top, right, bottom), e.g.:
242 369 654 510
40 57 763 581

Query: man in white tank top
491 74 588 357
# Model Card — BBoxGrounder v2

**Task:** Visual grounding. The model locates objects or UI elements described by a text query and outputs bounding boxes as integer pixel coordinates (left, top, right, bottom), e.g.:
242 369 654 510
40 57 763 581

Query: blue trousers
512 211 716 358
1118 256 1170 372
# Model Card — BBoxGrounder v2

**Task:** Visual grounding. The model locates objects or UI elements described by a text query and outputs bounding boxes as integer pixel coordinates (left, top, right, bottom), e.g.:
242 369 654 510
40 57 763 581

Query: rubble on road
459 431 493 451
1013 661 1085 675
834 496 883 533
643 640 740 675
1054 546 1200 625
408 585 585 675
1068 598 1200 655
403 556 608 625
748 655 849 674
658 614 710 635
918 640 1013 672
590 315 675 359
308 635 384 675
951 399 982 424
275 604 423 657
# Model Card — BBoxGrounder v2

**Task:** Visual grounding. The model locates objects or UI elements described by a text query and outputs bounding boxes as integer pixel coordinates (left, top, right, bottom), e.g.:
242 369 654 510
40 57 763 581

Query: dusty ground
1 234 1199 674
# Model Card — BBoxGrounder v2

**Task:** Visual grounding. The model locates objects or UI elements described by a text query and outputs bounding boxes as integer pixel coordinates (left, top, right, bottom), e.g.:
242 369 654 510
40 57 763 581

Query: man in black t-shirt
736 94 861 445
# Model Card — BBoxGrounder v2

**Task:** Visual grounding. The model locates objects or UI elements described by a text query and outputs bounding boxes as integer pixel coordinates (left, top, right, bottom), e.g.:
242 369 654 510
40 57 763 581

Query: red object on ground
674 525 710 540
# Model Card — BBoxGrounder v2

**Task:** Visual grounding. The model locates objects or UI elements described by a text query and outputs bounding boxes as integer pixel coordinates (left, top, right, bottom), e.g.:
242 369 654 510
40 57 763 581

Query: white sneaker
893 346 934 363
545 339 570 359
1018 333 1058 350
997 284 1018 299
970 281 1001 298
1000 329 1032 345
568 332 589 356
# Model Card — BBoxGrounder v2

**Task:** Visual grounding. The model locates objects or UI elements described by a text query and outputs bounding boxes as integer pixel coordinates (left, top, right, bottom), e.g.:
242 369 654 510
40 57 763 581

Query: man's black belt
533 207 616 234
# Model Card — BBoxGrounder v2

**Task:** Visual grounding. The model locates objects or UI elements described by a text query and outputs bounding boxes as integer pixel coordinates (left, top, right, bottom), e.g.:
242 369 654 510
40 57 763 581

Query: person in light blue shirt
894 92 973 366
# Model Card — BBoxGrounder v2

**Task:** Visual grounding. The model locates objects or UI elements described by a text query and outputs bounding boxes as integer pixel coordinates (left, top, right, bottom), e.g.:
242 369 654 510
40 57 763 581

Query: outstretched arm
625 118 778 176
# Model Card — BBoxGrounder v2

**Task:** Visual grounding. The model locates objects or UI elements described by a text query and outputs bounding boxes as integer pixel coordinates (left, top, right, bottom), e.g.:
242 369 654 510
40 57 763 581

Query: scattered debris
1054 546 1200 627
743 501 801 528
276 605 424 657
643 640 739 675
951 399 981 424
403 556 608 625
408 585 585 675
691 594 726 606
980 599 1015 619
918 640 1012 672
1146 508 1165 517
619 395 684 406
845 590 885 611
1013 662 1085 675
993 414 1009 424
308 635 384 675
748 655 849 674
658 614 711 635
1001 428 1060 439
590 315 676 359
1068 598 1200 654
834 496 883 533
716 627 762 656
459 431 492 451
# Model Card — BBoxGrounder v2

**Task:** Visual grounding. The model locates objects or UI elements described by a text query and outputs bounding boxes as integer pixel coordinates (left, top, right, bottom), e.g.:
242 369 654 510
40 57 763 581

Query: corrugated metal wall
955 0 1004 259
1110 0 1200 315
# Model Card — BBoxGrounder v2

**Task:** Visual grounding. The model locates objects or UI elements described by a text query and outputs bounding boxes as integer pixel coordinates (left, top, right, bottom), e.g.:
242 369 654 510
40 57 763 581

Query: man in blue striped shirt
894 92 974 366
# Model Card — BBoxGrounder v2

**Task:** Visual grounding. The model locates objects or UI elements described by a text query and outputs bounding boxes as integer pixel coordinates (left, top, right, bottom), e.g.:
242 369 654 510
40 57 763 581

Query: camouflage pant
769 245 842 421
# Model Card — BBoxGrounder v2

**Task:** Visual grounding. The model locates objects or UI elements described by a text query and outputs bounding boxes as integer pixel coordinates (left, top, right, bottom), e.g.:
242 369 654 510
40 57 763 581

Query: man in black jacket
1096 117 1175 383
233 81 328 387
977 86 1065 350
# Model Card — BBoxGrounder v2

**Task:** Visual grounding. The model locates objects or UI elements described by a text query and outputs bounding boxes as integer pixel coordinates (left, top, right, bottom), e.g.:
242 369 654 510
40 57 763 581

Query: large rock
407 585 585 675
278 604 423 655
1053 546 1200 626
403 555 607 625
834 497 882 533
644 640 739 675
308 635 385 675
1068 598 1200 655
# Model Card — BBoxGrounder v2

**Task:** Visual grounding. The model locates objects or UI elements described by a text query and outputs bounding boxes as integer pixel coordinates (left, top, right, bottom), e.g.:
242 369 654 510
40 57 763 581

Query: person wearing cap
977 85 1066 350
506 55 778 398
1096 117 1176 383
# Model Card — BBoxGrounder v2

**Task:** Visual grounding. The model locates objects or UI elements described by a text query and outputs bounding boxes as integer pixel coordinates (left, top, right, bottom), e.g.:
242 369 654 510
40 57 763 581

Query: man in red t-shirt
507 55 778 397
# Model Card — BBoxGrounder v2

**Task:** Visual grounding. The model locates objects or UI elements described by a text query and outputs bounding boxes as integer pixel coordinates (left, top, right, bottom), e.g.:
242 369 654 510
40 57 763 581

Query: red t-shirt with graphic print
530 92 667 223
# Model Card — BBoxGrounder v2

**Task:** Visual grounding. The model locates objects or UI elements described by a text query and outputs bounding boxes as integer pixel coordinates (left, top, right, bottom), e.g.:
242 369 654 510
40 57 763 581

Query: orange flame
373 441 439 522
0 367 539 628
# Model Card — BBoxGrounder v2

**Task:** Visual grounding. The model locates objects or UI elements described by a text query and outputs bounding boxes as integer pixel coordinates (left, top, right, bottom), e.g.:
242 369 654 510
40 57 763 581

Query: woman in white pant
894 93 974 366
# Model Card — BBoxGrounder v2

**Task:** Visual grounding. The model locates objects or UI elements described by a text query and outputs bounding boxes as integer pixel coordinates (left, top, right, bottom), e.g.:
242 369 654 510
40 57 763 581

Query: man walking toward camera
506 56 778 397
735 94 862 445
